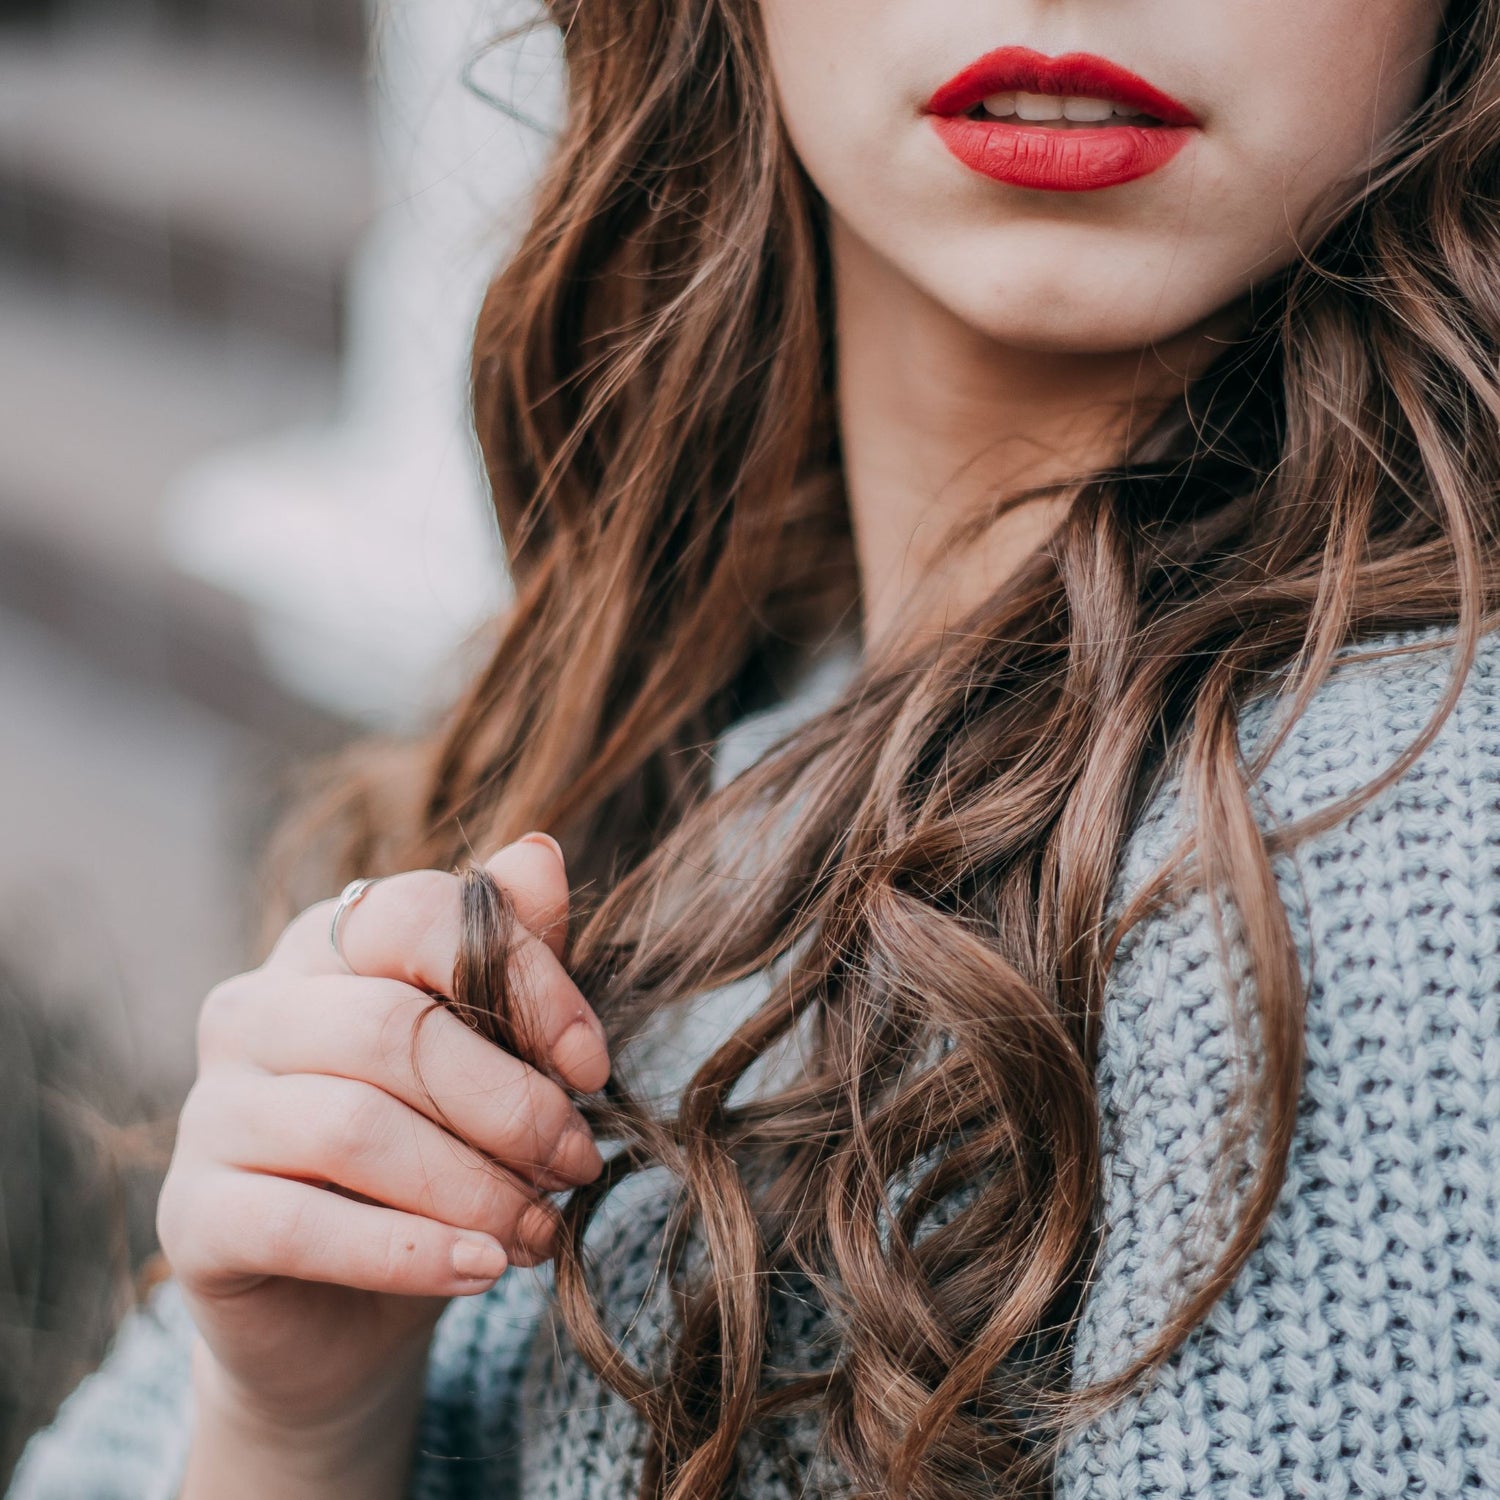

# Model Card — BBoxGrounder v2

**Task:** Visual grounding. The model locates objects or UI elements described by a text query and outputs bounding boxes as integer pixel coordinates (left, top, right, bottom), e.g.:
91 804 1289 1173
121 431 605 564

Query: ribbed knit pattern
11 623 1500 1499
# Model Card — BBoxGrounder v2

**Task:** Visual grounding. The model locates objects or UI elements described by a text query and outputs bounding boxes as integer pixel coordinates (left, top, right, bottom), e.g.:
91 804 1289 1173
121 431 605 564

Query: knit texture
10 623 1500 1498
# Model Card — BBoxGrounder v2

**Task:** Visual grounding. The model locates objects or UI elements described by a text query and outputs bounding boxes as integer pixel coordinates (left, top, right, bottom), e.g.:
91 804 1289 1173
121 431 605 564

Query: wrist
185 1340 426 1500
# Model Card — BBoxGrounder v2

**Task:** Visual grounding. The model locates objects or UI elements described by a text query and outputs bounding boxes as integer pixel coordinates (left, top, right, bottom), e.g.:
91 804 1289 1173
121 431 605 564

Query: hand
157 834 608 1450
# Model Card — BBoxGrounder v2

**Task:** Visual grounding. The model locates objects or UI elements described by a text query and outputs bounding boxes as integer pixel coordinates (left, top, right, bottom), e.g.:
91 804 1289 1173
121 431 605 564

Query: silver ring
329 877 380 974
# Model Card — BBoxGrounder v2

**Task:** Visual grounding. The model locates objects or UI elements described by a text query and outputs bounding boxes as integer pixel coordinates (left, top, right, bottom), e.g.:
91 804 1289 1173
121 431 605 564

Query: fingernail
553 1016 611 1093
451 1235 508 1283
519 831 565 864
547 1120 604 1183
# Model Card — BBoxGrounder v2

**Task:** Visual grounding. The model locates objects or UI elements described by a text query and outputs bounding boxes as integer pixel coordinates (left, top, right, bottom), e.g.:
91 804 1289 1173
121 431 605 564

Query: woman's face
761 0 1445 353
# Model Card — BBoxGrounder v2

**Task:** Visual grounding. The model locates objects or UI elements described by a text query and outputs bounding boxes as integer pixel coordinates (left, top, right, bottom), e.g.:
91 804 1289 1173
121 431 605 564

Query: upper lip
925 46 1199 127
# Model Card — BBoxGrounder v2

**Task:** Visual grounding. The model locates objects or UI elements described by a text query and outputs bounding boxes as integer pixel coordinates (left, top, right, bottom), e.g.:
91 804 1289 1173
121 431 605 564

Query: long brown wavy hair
261 0 1500 1494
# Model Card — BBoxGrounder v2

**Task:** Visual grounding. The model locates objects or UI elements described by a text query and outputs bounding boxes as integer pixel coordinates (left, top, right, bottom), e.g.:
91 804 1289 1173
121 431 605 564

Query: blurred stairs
0 0 373 747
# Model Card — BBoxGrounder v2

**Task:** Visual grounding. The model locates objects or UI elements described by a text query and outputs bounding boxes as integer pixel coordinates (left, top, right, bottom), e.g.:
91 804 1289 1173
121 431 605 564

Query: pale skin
168 837 611 1499
170 3 1442 1495
767 0 1444 642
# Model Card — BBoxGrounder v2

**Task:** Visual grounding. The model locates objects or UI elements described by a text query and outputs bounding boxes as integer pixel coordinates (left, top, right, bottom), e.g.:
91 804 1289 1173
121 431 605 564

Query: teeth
1013 91 1064 121
980 93 1149 123
1062 97 1116 122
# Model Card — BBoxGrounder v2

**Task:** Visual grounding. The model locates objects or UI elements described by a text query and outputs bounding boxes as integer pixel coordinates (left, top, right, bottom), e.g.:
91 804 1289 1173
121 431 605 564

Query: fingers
159 1167 515 1300
263 839 566 981
263 838 606 1095
197 973 604 1189
486 835 570 961
182 1073 563 1268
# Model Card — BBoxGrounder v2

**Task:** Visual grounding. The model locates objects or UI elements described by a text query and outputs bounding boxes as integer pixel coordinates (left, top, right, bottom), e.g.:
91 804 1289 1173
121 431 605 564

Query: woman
11 0 1500 1496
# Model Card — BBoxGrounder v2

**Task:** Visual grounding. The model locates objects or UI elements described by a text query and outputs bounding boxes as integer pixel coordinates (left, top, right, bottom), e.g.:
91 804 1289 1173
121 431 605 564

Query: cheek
760 0 916 182
1204 0 1440 247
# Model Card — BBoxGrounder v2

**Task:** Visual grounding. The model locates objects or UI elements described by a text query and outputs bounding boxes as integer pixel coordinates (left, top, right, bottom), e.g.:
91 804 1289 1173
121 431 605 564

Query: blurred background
0 0 560 1480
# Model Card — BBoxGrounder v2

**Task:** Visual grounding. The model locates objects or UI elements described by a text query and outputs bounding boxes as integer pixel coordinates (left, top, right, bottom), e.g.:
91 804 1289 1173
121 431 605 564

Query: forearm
179 1341 425 1500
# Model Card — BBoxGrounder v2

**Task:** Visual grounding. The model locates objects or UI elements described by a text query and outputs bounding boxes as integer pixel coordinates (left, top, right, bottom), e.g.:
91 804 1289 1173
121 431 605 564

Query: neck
832 219 1234 651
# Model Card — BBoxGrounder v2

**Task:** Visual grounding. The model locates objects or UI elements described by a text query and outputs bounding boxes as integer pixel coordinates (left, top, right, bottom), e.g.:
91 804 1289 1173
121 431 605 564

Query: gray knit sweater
11 623 1500 1499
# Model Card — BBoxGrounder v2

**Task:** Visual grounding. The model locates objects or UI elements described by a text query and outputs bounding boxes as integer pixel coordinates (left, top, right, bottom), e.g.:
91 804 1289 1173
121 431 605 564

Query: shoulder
1099 620 1500 1192
1233 618 1500 1020
1065 626 1500 1496
1105 621 1500 1029
1113 619 1500 891
1243 618 1500 824
1101 619 1500 1095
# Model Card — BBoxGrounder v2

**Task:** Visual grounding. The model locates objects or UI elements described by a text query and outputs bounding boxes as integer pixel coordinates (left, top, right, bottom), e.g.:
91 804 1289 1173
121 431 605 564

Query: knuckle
498 1073 574 1165
158 1171 241 1283
374 869 456 952
266 900 334 968
177 1070 269 1168
195 973 258 1059
400 867 457 910
364 984 442 1070
309 1079 391 1166
377 979 436 1036
252 1188 317 1271
446 1153 516 1232
154 1171 190 1263
174 1078 222 1148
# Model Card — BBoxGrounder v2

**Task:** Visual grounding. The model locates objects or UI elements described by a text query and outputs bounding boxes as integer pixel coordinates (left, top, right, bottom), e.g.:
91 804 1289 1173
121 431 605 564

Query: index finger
264 838 608 1093
270 835 570 977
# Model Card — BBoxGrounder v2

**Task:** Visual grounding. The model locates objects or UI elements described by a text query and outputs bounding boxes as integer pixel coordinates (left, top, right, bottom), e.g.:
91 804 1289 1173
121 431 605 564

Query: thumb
481 833 571 962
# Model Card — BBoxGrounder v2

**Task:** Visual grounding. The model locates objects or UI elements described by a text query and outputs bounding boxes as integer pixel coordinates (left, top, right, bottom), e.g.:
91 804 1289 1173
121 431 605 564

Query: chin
941 277 1204 355
898 226 1232 355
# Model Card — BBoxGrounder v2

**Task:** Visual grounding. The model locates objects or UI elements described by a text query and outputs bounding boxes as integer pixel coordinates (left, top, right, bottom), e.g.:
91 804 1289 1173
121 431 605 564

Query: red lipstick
925 47 1199 193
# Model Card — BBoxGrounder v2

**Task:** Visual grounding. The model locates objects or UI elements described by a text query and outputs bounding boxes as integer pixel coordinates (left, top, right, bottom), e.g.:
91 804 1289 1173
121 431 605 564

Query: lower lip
929 115 1193 193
